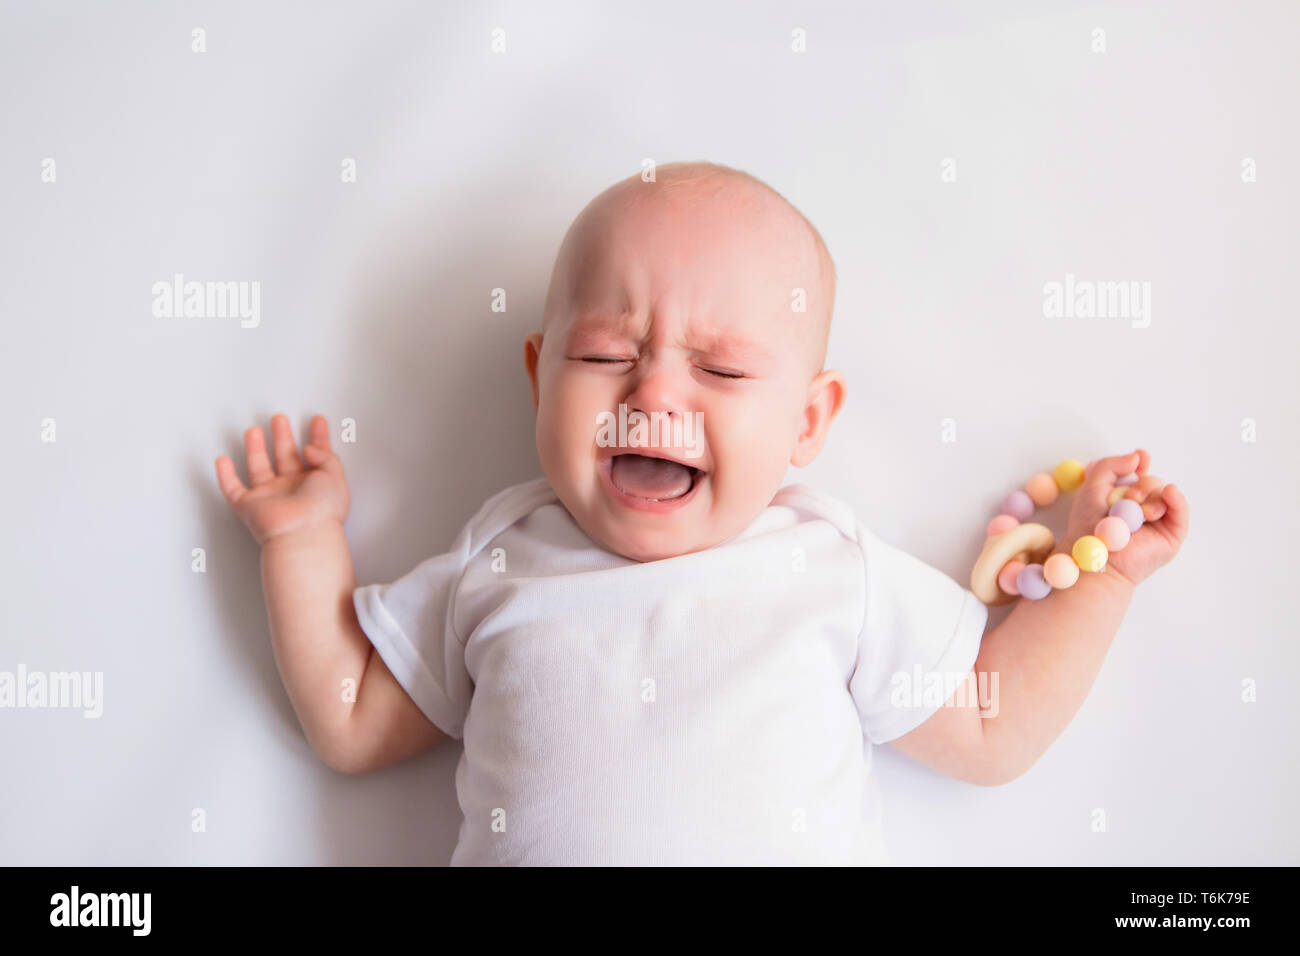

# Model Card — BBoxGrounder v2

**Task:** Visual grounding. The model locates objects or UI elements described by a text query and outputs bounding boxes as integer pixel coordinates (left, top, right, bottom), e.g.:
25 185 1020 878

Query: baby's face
525 174 843 562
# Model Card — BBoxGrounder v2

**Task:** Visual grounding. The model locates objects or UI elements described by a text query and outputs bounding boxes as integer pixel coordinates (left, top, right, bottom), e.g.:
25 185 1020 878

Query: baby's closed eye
576 355 745 379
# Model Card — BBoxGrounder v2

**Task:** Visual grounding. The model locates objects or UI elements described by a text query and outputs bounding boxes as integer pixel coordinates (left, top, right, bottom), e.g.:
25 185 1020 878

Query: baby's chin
575 495 716 563
551 479 722 562
543 454 781 562
587 522 726 563
577 492 762 563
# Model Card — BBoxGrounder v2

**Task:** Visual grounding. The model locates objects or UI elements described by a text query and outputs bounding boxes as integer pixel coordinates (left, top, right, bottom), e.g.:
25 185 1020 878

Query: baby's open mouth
609 453 701 502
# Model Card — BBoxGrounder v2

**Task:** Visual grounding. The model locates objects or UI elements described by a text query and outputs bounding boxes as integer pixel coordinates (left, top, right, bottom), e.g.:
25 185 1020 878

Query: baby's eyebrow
566 313 642 340
687 330 773 362
566 314 774 364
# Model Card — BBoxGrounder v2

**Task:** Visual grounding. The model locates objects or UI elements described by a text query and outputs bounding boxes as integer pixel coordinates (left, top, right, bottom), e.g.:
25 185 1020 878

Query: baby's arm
215 414 446 774
890 450 1190 785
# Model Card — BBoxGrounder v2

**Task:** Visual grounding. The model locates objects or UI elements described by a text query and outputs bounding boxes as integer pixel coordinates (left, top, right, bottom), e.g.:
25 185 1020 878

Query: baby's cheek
709 419 789 517
540 382 591 445
534 402 581 490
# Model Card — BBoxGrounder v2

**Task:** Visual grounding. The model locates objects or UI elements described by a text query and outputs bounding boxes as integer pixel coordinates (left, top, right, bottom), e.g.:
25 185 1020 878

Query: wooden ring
970 522 1056 606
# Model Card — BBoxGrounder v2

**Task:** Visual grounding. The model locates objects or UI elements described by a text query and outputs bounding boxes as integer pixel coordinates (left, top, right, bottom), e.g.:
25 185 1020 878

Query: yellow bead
1072 535 1109 573
1054 459 1086 492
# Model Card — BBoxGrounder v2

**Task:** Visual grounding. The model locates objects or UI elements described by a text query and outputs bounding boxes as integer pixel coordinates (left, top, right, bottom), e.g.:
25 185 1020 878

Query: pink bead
1025 473 1059 507
1043 553 1080 589
987 514 1020 537
998 560 1026 596
1000 490 1034 521
1095 515 1131 551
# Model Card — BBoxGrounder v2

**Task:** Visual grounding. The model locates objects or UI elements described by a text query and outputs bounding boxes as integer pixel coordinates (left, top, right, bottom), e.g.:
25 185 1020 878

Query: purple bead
1016 563 1052 600
1109 498 1144 533
1000 490 1034 521
1117 472 1139 486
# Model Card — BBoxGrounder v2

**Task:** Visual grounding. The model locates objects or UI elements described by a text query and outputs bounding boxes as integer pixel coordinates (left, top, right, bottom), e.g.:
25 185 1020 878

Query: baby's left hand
1062 449 1190 589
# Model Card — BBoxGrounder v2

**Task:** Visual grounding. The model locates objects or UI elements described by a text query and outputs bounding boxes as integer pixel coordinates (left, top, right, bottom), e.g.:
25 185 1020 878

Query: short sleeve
849 523 989 745
353 536 475 741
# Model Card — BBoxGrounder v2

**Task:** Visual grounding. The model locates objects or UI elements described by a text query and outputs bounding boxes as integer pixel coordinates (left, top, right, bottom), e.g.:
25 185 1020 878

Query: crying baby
214 160 1188 865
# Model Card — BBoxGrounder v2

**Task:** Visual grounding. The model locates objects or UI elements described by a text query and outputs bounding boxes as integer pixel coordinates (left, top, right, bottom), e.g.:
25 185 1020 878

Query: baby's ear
791 369 846 467
523 332 543 414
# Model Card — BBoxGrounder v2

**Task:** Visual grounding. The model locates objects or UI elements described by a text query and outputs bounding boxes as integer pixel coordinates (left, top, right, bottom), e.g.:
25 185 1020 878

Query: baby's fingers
1120 472 1167 522
308 414 332 451
1085 450 1142 489
302 418 344 480
244 426 274 485
1152 483 1189 543
270 413 303 475
214 455 247 506
302 444 345 481
1077 451 1141 514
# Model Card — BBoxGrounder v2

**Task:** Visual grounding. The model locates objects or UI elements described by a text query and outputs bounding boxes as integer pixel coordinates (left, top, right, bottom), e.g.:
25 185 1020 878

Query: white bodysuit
353 477 988 865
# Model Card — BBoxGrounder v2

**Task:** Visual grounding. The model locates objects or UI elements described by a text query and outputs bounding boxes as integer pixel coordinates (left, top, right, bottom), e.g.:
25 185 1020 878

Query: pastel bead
1043 553 1080 589
998 560 1026 596
1000 490 1035 521
971 523 1057 606
1095 515 1131 551
1016 563 1052 600
1025 473 1058 506
1108 498 1144 533
1054 459 1086 492
987 514 1020 537
1072 535 1109 572
974 457 1154 604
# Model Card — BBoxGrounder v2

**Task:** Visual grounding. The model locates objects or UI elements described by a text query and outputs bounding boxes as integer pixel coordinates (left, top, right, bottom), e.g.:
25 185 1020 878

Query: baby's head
525 161 846 562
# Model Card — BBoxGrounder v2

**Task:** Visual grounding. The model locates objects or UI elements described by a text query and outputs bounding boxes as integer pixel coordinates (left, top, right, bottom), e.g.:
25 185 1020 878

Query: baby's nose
624 360 688 419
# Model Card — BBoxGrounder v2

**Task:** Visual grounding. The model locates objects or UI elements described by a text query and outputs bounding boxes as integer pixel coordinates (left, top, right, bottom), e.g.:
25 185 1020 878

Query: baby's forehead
568 188 813 305
545 170 833 370
595 175 808 258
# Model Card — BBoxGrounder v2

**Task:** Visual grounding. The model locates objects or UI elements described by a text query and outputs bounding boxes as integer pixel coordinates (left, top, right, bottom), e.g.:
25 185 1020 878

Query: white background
1 0 1296 865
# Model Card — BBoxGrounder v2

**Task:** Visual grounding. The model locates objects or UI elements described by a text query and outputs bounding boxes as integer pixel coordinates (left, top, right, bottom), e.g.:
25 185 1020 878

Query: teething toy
970 459 1148 606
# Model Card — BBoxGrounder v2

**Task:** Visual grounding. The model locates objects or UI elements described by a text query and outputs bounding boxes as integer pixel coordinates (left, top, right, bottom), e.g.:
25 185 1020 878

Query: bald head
541 161 836 375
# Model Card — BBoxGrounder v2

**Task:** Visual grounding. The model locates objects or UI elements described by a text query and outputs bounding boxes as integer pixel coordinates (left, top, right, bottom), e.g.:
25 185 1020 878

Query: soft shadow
187 454 301 739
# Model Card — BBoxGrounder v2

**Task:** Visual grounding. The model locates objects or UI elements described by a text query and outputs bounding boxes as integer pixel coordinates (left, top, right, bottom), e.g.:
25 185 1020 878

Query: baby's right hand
215 414 350 545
